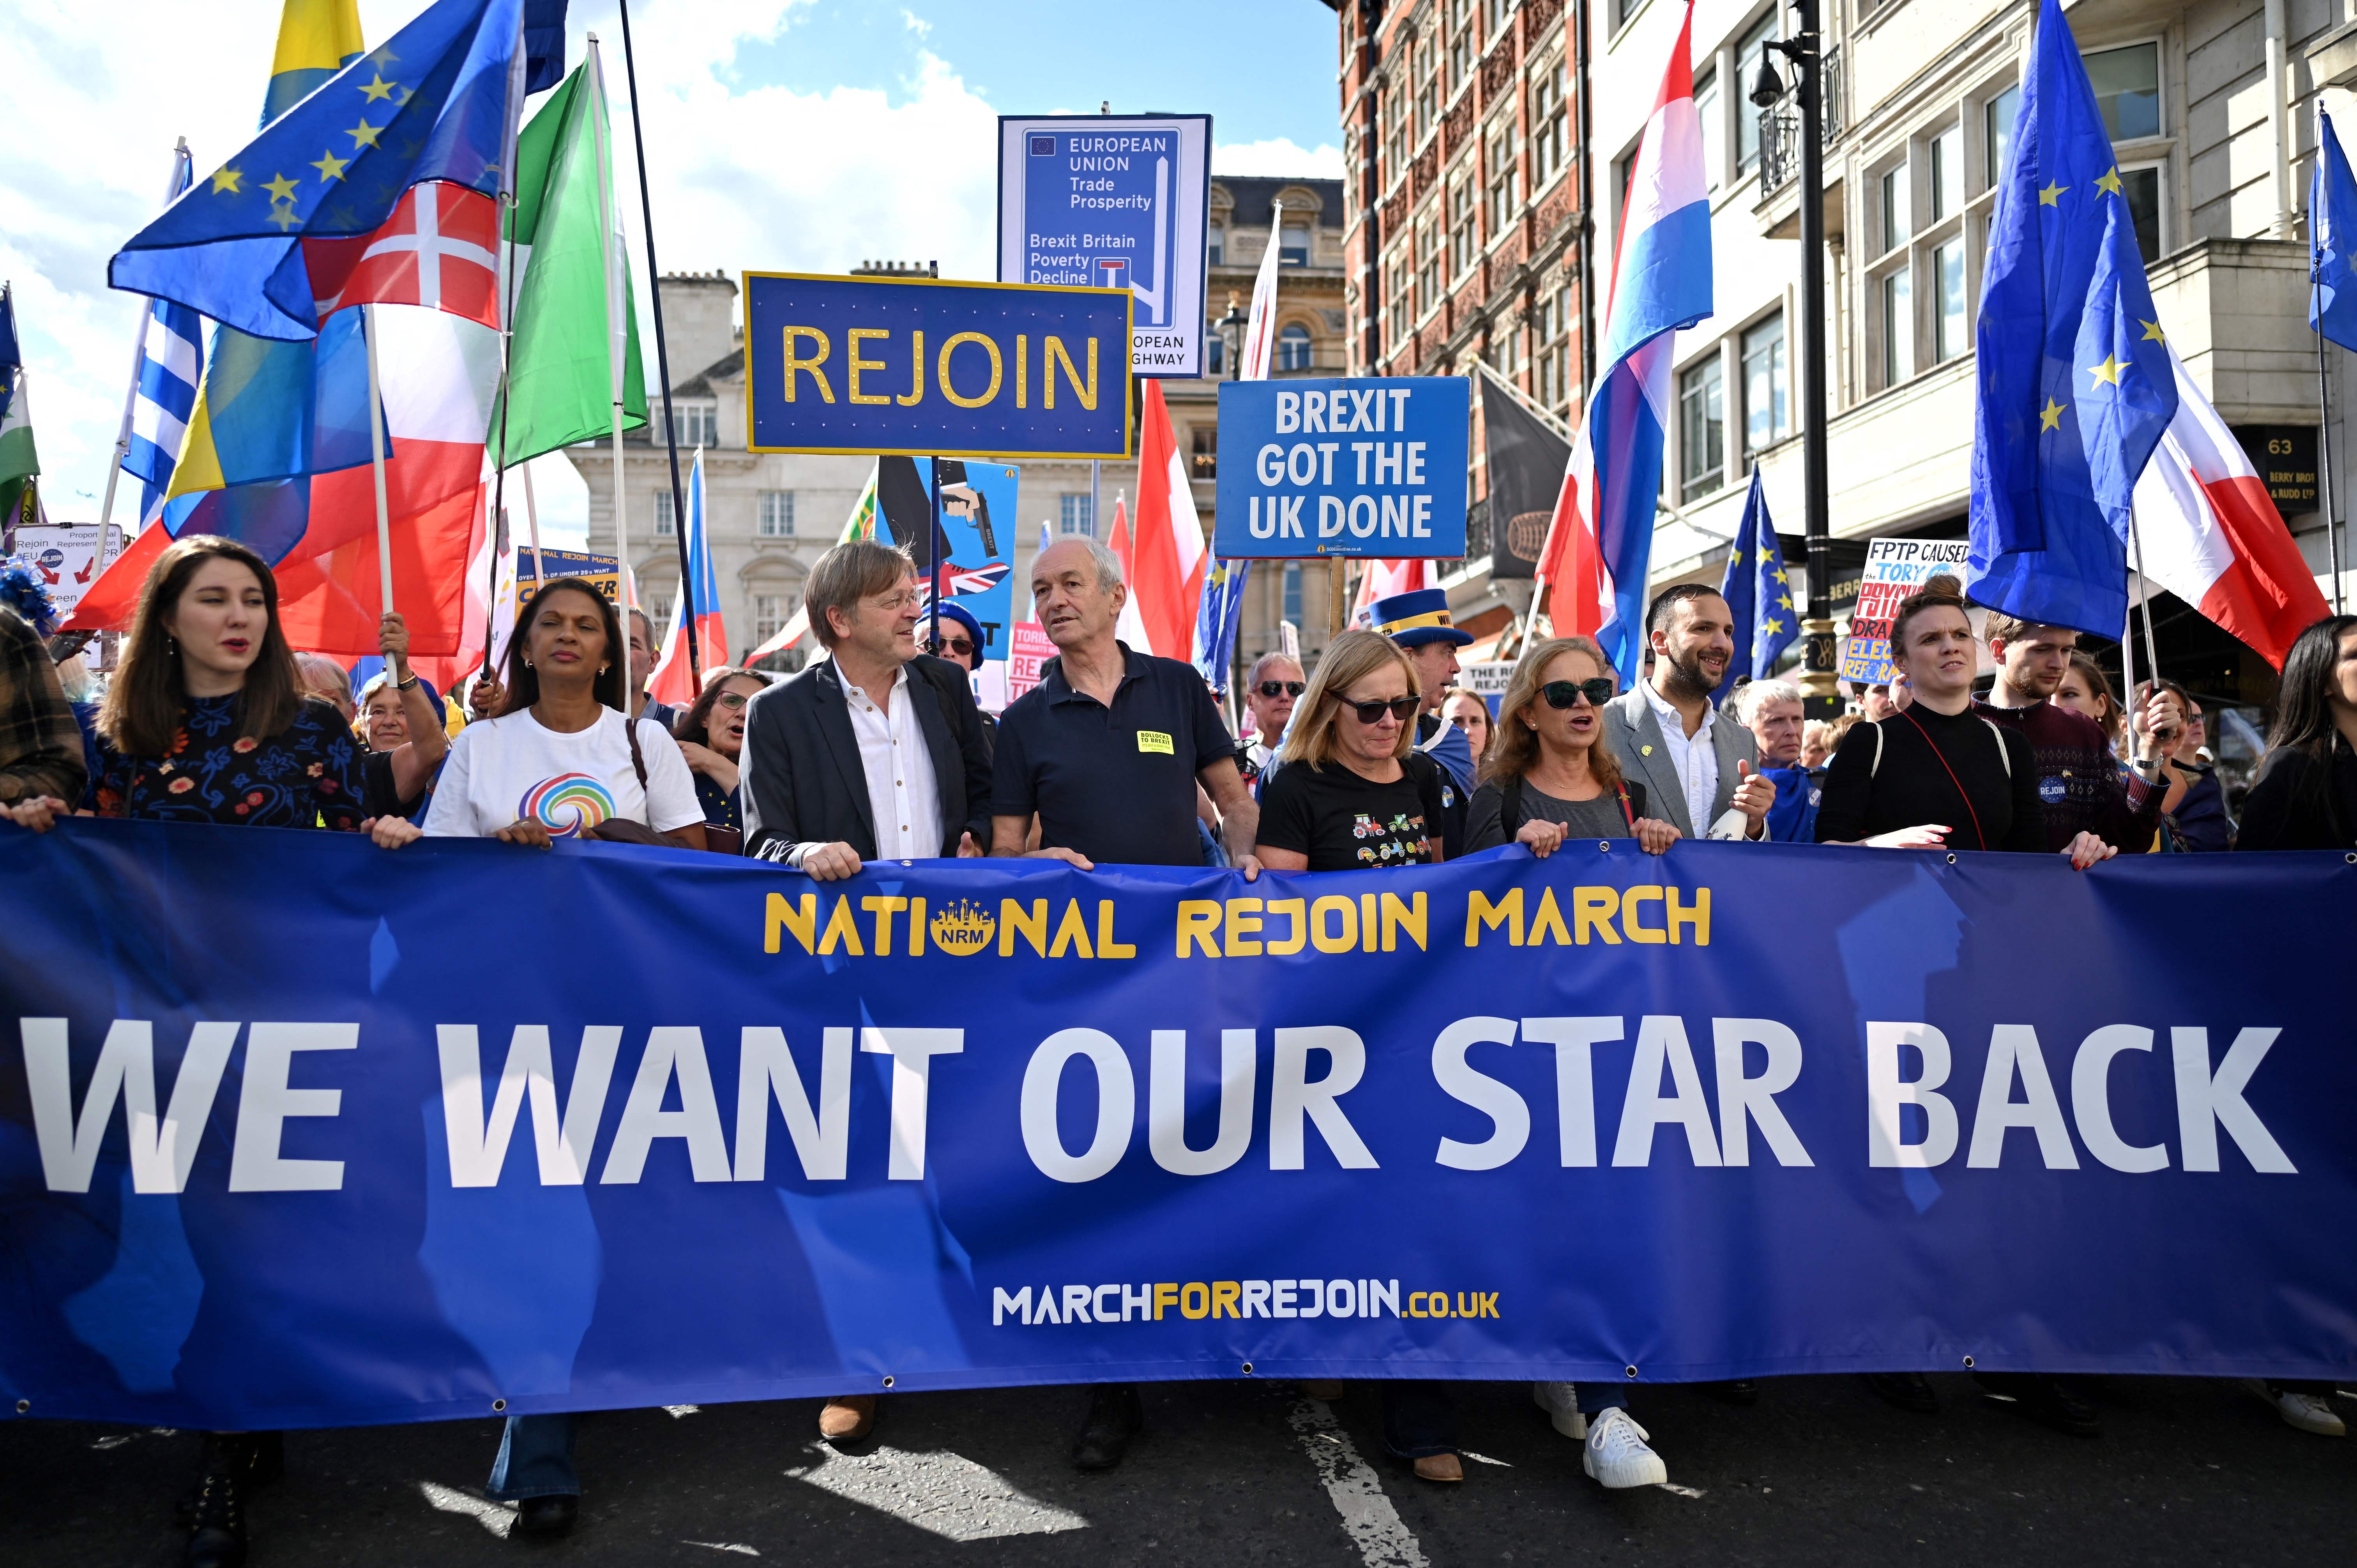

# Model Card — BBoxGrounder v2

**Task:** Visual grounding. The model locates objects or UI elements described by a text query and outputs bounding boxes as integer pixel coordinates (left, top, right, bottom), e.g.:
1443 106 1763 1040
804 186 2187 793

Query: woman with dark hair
423 578 705 851
2055 651 2126 760
673 665 767 853
1815 575 2113 868
2236 614 2357 851
0 535 412 1568
1466 635 1682 858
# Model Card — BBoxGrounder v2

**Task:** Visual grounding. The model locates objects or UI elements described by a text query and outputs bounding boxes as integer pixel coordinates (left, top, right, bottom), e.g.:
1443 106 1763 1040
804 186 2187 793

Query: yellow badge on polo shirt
1136 729 1175 756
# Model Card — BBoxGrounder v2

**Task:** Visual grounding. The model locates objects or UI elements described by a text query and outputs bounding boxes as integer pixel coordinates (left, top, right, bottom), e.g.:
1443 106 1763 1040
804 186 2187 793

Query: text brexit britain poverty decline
1212 376 1472 559
741 272 1134 461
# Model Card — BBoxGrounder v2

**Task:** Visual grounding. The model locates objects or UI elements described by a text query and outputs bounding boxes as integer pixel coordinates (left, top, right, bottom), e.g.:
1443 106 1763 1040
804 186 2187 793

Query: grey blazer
1599 685 1759 839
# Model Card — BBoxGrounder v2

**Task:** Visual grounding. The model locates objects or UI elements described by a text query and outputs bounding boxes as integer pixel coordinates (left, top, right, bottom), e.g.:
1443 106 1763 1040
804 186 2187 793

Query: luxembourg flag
1534 2 1713 680
647 445 727 706
2128 346 2328 668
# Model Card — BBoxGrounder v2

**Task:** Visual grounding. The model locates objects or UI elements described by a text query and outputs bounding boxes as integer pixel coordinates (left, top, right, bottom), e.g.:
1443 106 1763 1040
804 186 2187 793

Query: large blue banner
3 822 2352 1432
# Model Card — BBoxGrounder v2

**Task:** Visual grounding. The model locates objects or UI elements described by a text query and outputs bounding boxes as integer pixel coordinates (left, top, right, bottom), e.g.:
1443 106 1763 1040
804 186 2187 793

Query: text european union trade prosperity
1 822 2350 1430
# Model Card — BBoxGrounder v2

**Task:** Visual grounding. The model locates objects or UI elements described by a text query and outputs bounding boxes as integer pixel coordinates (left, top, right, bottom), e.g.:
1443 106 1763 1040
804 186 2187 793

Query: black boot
184 1434 256 1568
515 1495 578 1538
1069 1383 1144 1472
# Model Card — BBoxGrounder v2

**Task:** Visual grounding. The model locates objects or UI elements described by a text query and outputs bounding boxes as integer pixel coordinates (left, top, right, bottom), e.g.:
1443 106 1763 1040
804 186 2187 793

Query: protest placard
9 522 123 668
1212 378 1471 559
1838 537 1972 684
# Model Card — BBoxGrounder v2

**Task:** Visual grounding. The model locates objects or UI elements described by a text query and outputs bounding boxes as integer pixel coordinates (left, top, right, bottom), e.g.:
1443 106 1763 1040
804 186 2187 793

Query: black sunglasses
1541 678 1616 710
929 635 976 656
1258 680 1307 698
1341 695 1422 724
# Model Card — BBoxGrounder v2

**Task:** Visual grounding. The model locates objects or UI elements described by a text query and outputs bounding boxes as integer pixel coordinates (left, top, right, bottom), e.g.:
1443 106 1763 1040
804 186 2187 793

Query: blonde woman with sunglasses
1468 636 1681 858
1254 629 1447 873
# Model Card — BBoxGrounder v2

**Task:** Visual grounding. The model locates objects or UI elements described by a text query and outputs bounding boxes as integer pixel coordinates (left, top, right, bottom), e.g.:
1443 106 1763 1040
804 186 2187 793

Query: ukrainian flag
167 0 370 509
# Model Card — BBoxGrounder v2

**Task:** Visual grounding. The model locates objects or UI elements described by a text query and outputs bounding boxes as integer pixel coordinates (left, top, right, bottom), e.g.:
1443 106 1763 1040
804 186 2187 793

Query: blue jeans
1577 1383 1629 1416
486 1413 577 1500
1380 1382 1458 1459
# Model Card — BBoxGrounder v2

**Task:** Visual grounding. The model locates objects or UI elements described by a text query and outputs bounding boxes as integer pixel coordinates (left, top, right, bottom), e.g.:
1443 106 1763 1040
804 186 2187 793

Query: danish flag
303 181 502 328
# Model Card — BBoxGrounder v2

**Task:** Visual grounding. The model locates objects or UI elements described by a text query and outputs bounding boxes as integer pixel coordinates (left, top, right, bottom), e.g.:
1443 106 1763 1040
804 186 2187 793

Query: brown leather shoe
1412 1453 1463 1483
819 1395 878 1446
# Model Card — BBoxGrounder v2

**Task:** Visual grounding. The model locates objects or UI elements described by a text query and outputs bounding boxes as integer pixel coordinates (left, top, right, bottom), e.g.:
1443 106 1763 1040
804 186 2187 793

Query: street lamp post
1752 0 1839 717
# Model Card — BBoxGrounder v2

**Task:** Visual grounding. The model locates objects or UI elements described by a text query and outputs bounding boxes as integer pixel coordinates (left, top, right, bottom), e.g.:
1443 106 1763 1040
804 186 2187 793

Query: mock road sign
1213 376 1472 560
743 273 1131 459
997 114 1211 380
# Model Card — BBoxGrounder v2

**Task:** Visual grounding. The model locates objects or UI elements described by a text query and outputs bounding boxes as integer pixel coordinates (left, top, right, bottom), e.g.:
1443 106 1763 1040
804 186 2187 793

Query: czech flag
647 446 727 706
1535 2 1712 681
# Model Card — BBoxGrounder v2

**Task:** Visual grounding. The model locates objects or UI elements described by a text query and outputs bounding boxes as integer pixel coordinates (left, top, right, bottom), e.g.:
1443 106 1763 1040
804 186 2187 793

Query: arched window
1277 322 1314 372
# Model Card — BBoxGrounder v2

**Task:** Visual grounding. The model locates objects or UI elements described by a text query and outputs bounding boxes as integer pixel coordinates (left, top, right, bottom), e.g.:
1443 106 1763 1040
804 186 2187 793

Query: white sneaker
2271 1386 2346 1437
1532 1381 1586 1440
1582 1407 1668 1489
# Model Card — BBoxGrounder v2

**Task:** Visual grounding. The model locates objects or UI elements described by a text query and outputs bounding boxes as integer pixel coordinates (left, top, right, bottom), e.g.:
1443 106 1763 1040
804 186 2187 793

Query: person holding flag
1711 468 1797 702
1534 1 1712 678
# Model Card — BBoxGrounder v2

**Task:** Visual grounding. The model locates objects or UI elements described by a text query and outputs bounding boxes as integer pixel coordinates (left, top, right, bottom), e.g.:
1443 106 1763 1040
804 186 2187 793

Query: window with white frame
753 594 784 646
1486 0 1519 37
1449 178 1476 275
1930 125 1964 221
1387 253 1414 348
1418 214 1444 315
1283 562 1303 626
2118 164 2163 265
1933 240 1968 362
1679 355 1725 498
1208 222 1225 265
1694 67 1724 193
1985 85 2022 187
1449 0 1474 87
1385 87 1410 186
1278 322 1315 372
2083 43 2161 142
1535 289 1572 412
758 490 795 537
1735 13 1779 174
1531 61 1568 190
664 401 719 449
1485 123 1518 237
1281 222 1311 265
653 489 676 536
648 589 675 644
1880 162 1910 256
1882 267 1913 388
1059 493 1094 535
1742 313 1788 451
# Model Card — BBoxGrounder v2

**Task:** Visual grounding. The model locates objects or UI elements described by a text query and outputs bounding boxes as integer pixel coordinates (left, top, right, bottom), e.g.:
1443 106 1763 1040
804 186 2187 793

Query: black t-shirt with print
1256 753 1447 872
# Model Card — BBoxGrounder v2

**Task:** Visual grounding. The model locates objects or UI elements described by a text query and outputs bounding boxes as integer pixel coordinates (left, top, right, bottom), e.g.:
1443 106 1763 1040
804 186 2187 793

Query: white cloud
1214 139 1345 180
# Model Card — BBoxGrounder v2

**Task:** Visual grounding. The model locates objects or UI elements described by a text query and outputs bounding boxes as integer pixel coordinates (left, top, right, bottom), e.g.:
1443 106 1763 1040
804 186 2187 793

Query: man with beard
1600 584 1773 840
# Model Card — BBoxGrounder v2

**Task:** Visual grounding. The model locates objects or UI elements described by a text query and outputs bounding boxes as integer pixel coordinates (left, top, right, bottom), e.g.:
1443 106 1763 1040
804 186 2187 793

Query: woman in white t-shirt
425 579 705 853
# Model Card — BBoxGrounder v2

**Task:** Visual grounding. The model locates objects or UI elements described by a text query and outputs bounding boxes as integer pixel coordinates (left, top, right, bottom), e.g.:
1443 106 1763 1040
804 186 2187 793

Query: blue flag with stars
108 0 521 342
2309 106 2357 352
1967 0 2178 639
1712 467 1795 703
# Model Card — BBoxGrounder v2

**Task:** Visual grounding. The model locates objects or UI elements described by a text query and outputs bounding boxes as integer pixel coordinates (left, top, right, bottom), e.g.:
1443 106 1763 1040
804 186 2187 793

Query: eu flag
109 0 521 342
1713 467 1796 702
2310 106 2357 351
1967 0 2178 638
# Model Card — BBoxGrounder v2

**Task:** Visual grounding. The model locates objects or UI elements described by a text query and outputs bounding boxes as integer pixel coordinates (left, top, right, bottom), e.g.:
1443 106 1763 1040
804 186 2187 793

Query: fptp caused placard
743 273 1133 459
1213 377 1470 559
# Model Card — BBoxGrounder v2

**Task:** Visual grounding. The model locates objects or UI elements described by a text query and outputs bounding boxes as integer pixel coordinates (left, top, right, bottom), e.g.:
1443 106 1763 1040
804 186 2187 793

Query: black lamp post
1751 0 1838 717
1217 291 1248 381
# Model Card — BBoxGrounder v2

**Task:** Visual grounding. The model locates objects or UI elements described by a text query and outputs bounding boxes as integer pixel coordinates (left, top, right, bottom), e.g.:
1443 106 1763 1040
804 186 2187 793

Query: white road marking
1461 1450 1513 1467
683 1542 760 1556
1657 1482 1707 1498
664 1405 702 1418
1287 1398 1431 1568
417 1480 516 1539
783 1441 1087 1543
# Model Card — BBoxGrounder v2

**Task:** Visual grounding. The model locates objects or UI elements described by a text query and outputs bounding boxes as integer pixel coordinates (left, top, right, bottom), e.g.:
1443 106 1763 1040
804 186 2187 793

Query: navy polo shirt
991 641 1237 867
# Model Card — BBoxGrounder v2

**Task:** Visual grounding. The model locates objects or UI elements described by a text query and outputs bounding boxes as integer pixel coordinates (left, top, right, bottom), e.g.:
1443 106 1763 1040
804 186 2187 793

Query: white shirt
1642 678 1719 835
422 707 703 839
841 662 944 861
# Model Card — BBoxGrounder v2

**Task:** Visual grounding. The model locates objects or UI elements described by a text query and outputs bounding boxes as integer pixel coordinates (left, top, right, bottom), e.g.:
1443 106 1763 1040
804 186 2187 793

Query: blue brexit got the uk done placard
1213 378 1472 559
742 273 1133 460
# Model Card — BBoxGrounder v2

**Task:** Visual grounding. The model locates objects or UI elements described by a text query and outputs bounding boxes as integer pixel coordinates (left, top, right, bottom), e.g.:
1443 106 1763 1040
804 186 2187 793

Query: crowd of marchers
1 526 2353 1564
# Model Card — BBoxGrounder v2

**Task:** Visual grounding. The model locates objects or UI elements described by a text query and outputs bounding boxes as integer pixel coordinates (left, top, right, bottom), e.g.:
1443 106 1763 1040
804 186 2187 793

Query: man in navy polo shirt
991 537 1262 875
989 535 1260 1474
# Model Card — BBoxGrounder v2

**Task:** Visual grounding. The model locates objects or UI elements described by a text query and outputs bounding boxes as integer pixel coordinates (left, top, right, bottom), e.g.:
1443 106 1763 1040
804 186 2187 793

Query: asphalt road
5 1373 2351 1566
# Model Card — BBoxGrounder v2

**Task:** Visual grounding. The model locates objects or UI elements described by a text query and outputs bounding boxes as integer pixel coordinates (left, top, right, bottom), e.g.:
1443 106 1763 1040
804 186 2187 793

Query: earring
523 659 534 668
598 665 609 675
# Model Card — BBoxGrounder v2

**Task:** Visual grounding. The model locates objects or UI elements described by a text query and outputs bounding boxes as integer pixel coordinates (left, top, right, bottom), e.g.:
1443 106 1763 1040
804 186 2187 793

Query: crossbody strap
1898 708 1989 851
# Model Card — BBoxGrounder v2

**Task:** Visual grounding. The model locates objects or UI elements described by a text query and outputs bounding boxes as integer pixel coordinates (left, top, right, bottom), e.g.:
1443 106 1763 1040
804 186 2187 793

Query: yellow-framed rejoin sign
742 272 1134 460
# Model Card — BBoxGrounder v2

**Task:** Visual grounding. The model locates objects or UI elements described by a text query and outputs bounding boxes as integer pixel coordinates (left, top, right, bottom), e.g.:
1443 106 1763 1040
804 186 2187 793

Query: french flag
648 445 728 706
2129 346 2329 669
1535 2 1713 680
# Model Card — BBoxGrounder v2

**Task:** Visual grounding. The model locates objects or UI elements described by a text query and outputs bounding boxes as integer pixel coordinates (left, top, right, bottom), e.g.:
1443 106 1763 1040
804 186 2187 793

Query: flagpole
588 35 636 715
362 303 395 620
928 456 943 650
617 0 702 690
2127 510 2163 717
98 139 187 537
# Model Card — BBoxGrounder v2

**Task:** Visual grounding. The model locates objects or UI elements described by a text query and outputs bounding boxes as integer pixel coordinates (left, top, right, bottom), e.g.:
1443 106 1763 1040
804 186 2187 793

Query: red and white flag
1130 382 1208 661
1238 199 1286 381
1351 557 1428 623
1103 493 1155 652
2129 346 2329 669
304 181 502 328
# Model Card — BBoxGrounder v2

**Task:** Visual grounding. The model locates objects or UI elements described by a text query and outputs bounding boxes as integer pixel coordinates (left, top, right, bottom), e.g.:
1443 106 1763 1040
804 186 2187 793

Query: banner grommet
882 1375 896 1389
1961 1356 1976 1368
13 1399 26 1414
492 1398 506 1412
1241 1362 1254 1376
1623 1365 1638 1379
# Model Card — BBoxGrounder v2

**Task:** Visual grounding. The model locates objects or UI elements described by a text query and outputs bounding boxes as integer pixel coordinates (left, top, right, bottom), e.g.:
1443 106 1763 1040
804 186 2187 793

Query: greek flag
123 144 204 527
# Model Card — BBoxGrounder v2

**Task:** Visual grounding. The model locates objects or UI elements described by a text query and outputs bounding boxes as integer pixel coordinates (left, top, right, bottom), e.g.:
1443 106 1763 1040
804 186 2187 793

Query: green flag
0 368 39 527
489 60 648 466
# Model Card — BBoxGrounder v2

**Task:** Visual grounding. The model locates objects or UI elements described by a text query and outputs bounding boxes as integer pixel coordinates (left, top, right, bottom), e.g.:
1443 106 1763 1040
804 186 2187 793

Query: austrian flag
303 182 501 328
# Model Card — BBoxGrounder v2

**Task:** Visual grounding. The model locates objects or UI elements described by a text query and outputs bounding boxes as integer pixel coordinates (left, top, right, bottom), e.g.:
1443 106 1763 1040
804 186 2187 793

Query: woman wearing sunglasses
673 666 768 854
1468 636 1682 858
1254 629 1445 873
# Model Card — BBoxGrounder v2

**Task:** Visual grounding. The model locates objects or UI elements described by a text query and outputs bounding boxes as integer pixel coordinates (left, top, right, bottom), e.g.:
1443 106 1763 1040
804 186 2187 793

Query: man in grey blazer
1600 584 1773 841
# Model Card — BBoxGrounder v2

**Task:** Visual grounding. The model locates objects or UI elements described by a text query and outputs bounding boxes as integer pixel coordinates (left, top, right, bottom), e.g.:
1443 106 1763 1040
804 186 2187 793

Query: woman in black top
673 665 767 853
2236 613 2357 851
1816 575 2113 869
1256 629 1446 872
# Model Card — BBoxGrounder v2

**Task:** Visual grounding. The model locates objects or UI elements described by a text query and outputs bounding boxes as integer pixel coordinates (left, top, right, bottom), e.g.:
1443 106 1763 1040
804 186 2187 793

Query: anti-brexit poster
876 457 1020 712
